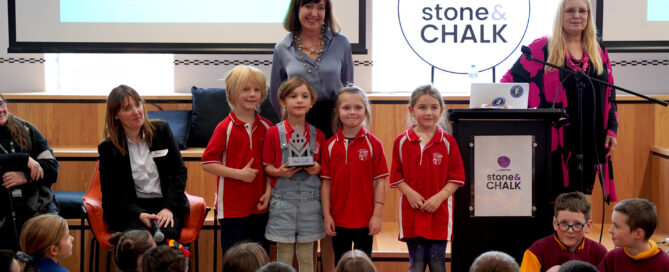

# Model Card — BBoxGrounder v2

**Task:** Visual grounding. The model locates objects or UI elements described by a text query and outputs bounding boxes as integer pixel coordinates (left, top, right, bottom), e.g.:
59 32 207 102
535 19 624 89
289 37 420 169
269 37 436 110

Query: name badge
11 189 22 198
151 149 169 158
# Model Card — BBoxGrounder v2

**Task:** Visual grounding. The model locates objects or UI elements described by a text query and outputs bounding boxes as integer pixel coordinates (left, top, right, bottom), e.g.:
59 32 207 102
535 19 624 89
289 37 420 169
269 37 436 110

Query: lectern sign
473 135 533 217
397 0 530 73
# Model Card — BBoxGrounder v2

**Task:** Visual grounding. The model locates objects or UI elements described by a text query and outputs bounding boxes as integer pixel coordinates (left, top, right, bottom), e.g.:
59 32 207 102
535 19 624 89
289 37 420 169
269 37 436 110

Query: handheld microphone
521 45 532 56
151 219 165 243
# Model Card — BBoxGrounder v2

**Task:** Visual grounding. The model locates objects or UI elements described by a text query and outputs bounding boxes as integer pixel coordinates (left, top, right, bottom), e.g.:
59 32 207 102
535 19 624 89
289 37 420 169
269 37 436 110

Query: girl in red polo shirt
321 86 388 265
202 66 273 255
389 85 465 272
263 77 326 272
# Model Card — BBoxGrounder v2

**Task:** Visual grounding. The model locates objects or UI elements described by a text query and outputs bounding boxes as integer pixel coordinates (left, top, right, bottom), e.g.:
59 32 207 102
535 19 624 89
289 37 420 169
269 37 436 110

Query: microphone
520 45 532 56
151 219 165 243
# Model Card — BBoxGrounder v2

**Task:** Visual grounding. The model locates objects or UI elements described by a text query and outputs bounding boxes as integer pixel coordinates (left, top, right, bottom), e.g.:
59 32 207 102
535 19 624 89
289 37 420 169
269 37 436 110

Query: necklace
294 32 325 73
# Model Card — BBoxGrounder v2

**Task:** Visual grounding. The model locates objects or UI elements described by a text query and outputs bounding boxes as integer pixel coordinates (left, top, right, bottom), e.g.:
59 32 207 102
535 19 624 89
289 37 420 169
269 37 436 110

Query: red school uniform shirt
262 121 326 187
389 126 465 241
202 111 272 219
321 127 389 229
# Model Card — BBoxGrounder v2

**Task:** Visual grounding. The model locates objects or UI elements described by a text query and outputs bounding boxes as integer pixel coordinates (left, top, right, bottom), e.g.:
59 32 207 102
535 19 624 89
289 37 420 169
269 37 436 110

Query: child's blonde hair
222 242 270 272
335 250 376 272
19 214 69 272
331 85 372 133
277 77 318 120
224 65 268 109
108 230 155 272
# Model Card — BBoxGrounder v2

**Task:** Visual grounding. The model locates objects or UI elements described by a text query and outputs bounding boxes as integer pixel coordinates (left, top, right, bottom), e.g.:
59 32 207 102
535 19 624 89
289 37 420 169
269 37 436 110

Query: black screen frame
596 0 669 52
7 0 368 54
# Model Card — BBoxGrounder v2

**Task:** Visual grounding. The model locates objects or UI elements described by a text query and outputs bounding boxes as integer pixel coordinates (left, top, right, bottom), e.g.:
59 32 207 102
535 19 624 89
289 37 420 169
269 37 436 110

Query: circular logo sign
510 85 524 98
492 97 506 106
497 156 511 168
398 0 530 73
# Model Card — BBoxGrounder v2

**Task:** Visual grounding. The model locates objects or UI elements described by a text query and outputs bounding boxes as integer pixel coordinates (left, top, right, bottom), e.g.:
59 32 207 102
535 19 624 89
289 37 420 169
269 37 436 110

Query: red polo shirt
262 121 325 187
389 127 465 241
202 111 272 219
321 127 389 228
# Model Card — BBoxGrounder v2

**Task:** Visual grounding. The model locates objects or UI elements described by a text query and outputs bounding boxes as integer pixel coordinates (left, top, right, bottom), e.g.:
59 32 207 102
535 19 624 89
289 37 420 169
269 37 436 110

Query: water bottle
468 64 478 79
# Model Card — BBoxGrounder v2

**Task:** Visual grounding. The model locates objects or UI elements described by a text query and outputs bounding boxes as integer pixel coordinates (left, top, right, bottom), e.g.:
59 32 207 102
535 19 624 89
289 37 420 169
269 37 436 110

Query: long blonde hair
547 0 603 75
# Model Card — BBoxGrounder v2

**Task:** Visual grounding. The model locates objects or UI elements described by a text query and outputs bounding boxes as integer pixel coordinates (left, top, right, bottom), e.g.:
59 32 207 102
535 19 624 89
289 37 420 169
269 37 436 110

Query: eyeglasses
564 8 589 16
556 222 586 232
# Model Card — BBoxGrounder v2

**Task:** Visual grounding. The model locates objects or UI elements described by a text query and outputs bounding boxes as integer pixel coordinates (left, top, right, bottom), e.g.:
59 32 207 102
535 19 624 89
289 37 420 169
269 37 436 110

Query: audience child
556 260 599 272
335 249 377 272
520 192 607 272
389 85 465 272
598 198 669 271
142 245 188 272
469 251 520 272
321 86 388 264
0 249 20 272
257 262 297 272
202 65 273 255
108 230 156 272
221 242 269 272
18 214 74 272
263 77 327 272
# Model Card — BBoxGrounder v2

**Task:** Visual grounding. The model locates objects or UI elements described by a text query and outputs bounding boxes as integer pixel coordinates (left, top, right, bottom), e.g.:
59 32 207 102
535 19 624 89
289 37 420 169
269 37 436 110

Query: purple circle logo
498 156 511 168
510 85 524 98
492 97 506 106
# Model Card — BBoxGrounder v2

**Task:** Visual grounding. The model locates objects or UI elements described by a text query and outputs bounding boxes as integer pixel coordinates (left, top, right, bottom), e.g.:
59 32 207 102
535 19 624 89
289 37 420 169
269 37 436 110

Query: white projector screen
8 0 366 54
597 0 669 52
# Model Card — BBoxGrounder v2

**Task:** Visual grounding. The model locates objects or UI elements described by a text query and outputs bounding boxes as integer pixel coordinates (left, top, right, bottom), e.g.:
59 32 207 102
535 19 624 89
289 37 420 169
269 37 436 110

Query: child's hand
275 163 301 178
304 162 320 175
421 194 446 213
257 191 270 211
324 215 337 236
404 189 426 210
368 215 383 235
238 158 259 182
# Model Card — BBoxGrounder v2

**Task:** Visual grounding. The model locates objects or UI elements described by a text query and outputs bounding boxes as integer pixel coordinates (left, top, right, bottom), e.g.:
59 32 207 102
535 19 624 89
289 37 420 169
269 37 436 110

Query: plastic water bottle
468 64 479 79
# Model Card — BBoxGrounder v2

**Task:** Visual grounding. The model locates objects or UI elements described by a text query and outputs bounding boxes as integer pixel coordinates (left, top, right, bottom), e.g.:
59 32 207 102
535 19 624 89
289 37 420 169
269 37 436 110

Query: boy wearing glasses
598 198 669 271
519 192 607 272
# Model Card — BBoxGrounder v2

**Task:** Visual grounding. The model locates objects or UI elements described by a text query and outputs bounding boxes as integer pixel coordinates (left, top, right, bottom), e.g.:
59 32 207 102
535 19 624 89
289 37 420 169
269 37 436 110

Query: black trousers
331 227 373 265
219 213 270 256
108 197 184 241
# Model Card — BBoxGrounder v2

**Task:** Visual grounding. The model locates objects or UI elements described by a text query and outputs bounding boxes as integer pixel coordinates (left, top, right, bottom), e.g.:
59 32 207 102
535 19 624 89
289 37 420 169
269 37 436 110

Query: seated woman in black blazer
98 85 189 240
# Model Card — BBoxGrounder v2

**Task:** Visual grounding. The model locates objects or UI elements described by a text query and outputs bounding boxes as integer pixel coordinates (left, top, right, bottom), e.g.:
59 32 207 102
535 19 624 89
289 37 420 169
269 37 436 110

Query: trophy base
288 157 315 167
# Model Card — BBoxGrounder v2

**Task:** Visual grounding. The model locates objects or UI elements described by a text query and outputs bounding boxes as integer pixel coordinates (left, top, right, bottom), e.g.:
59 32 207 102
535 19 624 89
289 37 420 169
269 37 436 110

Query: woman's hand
139 212 159 228
605 135 617 158
157 208 174 228
27 157 44 181
237 158 259 183
304 162 320 176
2 171 28 189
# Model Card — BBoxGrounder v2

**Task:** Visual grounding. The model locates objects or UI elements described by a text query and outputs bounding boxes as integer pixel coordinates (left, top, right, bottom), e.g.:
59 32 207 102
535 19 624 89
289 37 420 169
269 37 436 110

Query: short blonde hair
224 65 268 109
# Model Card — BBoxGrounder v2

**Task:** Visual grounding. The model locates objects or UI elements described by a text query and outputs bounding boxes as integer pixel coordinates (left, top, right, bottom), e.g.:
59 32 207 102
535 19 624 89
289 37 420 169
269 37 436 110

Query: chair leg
94 237 100 272
80 217 85 272
194 240 200 272
213 217 218 272
106 250 111 272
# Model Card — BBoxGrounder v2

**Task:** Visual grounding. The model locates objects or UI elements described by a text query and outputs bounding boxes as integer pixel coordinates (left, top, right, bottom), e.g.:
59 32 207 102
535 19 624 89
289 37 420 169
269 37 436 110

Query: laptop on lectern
469 83 530 109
